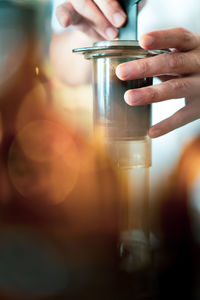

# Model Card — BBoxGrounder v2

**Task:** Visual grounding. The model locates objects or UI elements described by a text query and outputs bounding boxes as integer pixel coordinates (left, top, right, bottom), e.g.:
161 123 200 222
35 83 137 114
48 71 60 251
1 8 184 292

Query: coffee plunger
73 0 162 271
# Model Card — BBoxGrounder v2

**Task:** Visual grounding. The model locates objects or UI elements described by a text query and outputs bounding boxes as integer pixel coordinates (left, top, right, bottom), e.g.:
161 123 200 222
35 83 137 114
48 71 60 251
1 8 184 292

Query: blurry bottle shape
151 136 200 300
167 136 200 244
0 0 52 203
0 2 121 300
0 2 70 299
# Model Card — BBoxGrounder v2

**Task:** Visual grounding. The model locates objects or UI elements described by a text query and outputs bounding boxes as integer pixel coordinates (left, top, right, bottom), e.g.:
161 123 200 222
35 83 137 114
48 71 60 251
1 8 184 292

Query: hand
116 27 200 138
56 0 126 40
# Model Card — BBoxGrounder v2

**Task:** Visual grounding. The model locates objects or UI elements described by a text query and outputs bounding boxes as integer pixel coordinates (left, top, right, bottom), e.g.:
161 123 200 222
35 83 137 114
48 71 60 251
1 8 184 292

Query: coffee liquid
93 57 152 140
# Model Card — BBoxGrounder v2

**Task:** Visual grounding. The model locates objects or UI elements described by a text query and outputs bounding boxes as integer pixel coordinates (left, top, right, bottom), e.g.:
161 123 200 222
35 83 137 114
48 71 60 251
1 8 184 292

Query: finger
124 76 200 106
56 2 74 27
116 50 200 81
94 0 126 27
72 0 119 40
139 27 200 51
74 21 104 40
149 100 200 138
56 2 105 40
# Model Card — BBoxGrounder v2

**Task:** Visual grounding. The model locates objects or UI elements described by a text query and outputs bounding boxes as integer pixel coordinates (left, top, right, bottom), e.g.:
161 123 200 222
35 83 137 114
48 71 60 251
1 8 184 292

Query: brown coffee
93 57 152 140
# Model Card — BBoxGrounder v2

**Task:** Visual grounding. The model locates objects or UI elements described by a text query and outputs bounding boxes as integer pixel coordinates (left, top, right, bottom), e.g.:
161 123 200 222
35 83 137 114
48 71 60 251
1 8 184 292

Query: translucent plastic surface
93 56 152 141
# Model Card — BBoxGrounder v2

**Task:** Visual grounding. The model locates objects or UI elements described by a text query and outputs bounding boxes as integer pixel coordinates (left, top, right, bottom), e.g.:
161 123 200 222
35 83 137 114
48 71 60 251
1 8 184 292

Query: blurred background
0 0 200 299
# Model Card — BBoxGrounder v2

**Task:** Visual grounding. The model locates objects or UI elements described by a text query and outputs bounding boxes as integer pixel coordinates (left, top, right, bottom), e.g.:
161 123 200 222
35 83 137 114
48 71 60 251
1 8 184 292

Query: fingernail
116 63 131 80
106 27 118 40
113 12 126 27
124 90 142 105
140 35 155 48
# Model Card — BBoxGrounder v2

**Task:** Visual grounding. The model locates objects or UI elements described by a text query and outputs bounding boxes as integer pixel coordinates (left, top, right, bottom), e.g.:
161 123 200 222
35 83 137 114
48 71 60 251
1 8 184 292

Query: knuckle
168 79 190 92
173 111 183 127
139 59 150 77
193 52 200 71
165 121 173 134
146 87 158 103
167 53 184 71
177 27 200 50
178 27 194 43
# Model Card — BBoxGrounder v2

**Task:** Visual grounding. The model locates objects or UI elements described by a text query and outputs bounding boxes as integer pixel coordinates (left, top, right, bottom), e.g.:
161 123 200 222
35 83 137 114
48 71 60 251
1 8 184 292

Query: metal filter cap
73 40 168 59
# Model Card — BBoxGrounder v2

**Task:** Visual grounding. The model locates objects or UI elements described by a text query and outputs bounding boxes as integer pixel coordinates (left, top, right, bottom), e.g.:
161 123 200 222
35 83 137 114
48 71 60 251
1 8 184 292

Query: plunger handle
118 0 142 40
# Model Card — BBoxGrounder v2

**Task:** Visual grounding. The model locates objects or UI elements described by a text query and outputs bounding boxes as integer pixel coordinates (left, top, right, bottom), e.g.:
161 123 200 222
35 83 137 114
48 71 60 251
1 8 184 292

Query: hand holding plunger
55 0 200 138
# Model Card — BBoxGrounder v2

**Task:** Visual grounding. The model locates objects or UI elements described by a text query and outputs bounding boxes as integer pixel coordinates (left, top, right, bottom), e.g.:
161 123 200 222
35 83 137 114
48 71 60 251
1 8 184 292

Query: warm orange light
175 136 200 188
0 114 3 145
17 120 78 163
8 121 80 205
16 83 50 132
35 67 40 76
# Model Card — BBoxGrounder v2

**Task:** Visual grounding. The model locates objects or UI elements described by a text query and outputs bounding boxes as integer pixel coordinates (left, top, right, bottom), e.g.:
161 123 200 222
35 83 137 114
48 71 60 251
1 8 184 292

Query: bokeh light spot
35 66 39 76
8 121 80 205
17 120 78 163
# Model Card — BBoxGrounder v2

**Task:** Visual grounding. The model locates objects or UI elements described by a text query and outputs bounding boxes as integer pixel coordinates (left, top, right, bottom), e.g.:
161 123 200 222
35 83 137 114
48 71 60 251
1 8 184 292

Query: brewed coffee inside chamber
93 57 152 140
